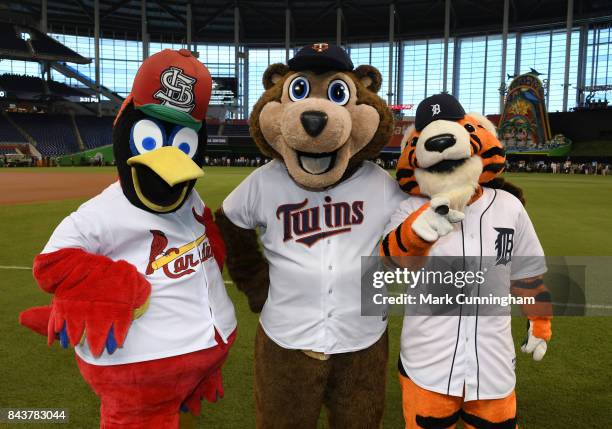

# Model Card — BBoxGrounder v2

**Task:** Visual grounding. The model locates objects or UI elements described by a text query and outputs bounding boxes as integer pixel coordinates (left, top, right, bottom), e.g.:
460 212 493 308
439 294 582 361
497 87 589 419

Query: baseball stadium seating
75 115 113 150
8 113 79 156
0 114 26 143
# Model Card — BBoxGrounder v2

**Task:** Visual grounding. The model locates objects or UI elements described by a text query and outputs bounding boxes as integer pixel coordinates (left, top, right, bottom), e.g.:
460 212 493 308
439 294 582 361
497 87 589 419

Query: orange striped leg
399 373 462 429
460 391 518 429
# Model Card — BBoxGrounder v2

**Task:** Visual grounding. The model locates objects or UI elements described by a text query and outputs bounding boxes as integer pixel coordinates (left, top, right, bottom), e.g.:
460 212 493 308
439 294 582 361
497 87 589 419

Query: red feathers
193 206 226 271
25 248 151 357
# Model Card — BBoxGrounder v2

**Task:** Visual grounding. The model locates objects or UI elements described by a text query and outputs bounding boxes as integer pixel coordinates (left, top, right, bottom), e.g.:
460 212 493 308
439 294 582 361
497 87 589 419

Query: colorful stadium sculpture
499 71 572 156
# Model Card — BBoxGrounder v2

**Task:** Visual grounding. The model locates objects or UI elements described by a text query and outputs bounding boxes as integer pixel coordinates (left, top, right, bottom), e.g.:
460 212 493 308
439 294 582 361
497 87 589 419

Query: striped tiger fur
396 113 507 197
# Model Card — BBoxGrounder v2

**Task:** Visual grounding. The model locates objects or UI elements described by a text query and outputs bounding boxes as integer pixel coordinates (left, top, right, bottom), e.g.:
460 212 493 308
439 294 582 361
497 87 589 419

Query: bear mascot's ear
354 65 383 93
262 63 290 90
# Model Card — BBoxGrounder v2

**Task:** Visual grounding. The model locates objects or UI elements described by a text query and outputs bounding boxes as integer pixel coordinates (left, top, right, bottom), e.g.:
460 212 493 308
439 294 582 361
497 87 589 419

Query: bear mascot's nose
424 134 456 152
300 111 328 137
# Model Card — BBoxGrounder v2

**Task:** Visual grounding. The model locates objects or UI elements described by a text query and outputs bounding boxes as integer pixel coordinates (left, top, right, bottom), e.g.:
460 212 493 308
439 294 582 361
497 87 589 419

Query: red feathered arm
194 206 226 271
20 248 150 357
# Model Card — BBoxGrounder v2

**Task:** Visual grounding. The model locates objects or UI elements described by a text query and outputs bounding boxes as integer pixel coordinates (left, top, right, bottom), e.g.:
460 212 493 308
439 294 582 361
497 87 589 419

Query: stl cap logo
312 43 329 52
431 104 441 116
154 66 197 113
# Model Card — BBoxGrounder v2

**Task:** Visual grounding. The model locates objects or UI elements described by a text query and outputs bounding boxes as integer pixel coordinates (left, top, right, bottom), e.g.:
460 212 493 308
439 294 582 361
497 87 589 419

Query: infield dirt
0 171 116 205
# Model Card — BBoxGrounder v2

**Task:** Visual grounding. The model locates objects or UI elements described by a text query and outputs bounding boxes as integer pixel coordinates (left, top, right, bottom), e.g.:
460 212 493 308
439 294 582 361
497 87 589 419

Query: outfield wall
56 145 114 166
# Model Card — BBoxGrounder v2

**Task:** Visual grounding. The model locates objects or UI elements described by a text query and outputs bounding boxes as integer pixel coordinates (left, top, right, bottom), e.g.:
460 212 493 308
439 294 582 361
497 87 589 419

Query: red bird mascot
19 49 237 429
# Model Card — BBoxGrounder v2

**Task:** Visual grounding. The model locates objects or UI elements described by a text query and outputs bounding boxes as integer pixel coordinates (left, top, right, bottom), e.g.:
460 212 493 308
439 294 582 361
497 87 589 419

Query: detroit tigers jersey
384 187 546 401
42 182 237 366
223 160 405 354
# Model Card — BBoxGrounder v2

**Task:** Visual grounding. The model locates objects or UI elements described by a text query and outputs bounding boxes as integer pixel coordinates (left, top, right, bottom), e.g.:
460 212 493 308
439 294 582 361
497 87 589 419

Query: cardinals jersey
223 160 405 354
385 187 546 401
42 182 237 365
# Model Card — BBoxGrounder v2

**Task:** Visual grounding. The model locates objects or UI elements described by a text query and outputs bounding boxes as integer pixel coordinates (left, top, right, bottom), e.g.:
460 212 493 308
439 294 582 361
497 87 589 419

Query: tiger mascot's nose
300 111 328 137
424 134 456 153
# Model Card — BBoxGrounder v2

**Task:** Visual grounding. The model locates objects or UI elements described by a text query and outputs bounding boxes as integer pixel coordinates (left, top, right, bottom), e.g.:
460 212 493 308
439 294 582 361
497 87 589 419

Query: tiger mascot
381 93 552 429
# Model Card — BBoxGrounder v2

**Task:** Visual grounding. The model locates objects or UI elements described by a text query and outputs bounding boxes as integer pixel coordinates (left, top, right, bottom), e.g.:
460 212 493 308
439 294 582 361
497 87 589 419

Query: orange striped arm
380 203 434 261
511 275 552 341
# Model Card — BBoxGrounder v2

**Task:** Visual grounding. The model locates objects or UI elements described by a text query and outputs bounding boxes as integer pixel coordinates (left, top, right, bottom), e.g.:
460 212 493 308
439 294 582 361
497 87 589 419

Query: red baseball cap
120 49 212 131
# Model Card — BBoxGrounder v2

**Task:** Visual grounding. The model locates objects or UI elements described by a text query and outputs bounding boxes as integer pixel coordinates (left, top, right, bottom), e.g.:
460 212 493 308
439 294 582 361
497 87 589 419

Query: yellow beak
127 146 204 213
127 146 204 186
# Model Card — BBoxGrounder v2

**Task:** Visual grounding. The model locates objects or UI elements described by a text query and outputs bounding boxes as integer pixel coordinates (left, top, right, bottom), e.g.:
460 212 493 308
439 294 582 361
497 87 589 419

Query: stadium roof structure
0 22 89 63
3 0 612 45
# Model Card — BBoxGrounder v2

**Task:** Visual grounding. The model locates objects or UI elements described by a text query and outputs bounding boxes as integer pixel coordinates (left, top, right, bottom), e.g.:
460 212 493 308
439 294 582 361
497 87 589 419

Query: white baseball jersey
385 187 546 401
223 160 405 354
42 182 237 366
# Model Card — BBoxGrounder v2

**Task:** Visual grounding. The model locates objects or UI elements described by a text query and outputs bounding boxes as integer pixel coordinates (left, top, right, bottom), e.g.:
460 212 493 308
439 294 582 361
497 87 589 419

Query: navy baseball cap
415 93 466 131
288 43 354 72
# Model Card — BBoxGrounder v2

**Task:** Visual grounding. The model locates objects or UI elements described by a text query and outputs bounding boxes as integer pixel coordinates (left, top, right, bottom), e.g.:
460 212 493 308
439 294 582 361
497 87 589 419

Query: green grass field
1 168 611 428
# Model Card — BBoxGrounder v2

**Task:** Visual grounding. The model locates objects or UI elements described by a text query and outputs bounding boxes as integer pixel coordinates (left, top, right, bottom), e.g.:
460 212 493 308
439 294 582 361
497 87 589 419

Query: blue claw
106 325 118 354
59 321 69 349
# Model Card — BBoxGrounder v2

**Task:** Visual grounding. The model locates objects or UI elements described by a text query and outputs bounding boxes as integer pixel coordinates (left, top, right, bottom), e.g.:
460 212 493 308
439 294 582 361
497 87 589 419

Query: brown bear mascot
215 44 405 427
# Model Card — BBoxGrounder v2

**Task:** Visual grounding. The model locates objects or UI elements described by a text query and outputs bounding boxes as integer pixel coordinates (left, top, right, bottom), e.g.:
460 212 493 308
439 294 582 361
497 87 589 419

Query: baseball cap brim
136 103 202 131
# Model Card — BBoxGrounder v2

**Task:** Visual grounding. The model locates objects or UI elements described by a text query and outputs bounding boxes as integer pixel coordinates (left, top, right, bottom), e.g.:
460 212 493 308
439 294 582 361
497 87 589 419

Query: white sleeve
41 205 107 255
222 168 264 230
384 170 408 220
383 198 413 236
510 205 547 280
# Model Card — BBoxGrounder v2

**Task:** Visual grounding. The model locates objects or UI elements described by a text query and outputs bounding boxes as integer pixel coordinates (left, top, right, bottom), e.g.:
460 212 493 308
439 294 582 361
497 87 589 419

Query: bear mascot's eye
130 119 166 156
289 76 310 101
168 126 199 158
327 79 350 106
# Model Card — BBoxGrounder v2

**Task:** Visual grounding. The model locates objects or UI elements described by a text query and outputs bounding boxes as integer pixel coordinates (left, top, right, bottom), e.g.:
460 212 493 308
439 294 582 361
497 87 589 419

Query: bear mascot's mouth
297 150 338 175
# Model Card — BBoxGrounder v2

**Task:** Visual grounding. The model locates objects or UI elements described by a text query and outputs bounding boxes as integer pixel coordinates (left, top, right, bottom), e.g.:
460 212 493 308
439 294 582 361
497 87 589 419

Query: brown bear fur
216 59 394 428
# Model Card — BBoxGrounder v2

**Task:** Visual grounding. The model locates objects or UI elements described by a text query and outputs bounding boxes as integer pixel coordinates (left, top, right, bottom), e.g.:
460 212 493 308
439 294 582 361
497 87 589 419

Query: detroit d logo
431 104 441 116
494 227 514 265
154 67 196 113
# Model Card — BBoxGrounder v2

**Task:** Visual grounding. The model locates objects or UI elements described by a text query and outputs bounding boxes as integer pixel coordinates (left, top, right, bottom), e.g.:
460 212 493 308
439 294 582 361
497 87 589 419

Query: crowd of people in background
506 159 610 175
1 153 610 177
203 156 265 167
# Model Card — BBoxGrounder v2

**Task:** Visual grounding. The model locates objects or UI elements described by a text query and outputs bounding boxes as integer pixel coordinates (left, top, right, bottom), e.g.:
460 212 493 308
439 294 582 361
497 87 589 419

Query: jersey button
328 288 333 294
328 265 333 270
327 311 332 318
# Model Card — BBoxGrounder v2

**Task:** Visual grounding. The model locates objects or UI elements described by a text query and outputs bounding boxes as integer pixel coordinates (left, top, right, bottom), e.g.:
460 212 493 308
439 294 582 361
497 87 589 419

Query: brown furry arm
215 208 269 313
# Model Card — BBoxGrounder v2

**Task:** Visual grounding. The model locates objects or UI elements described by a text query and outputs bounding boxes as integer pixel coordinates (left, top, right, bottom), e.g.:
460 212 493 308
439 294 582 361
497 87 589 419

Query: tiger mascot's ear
467 112 498 136
262 63 290 90
399 124 415 154
464 112 527 205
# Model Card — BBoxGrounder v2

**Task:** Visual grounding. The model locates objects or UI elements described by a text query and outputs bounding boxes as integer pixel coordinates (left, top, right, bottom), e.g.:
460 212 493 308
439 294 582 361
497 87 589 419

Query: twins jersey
385 187 546 401
223 160 405 354
42 182 237 366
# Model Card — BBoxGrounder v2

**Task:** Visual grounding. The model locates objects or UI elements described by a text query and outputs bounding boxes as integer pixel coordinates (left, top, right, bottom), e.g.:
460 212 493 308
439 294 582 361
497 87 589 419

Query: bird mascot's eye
168 126 199 158
289 76 310 101
130 119 165 155
327 79 350 105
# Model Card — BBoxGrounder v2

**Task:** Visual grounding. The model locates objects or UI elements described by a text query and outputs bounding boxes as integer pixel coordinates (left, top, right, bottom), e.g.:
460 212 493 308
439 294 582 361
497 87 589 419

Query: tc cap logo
431 103 441 116
154 66 197 113
312 43 329 52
